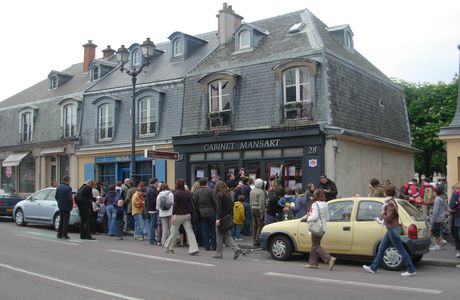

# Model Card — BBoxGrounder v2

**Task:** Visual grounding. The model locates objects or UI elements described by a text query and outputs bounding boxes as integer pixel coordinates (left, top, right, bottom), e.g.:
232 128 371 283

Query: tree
395 76 458 180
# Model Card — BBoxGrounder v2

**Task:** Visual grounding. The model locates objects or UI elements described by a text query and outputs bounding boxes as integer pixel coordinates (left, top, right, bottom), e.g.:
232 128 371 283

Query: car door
38 189 57 223
33 189 53 223
321 200 354 252
22 189 51 222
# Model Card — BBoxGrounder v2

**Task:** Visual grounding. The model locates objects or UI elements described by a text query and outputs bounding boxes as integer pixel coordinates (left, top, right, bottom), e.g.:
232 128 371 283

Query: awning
2 152 30 167
40 147 65 155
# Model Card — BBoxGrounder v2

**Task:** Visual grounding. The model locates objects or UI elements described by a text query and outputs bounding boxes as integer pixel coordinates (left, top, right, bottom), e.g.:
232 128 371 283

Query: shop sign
308 159 318 168
203 139 281 152
144 150 179 160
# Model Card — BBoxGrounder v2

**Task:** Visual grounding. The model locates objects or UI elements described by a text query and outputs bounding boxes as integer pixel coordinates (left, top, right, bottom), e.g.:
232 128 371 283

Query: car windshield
397 200 425 221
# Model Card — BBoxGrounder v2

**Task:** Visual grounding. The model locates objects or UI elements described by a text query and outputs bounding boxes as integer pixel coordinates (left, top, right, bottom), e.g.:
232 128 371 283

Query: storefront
1 152 35 194
173 126 325 189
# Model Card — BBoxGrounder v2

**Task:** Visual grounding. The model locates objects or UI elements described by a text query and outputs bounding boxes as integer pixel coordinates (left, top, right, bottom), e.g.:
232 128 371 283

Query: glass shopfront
174 127 324 190
95 155 154 186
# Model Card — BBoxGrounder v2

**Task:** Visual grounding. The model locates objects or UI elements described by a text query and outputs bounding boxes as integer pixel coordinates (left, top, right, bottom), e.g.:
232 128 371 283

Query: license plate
6 208 13 213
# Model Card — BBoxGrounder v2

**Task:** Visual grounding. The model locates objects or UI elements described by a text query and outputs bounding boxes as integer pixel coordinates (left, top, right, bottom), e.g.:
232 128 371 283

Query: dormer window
173 38 184 57
239 30 250 49
91 66 100 81
138 97 157 135
209 80 230 113
98 103 113 140
345 31 354 49
132 49 141 67
19 110 34 142
63 103 77 137
50 76 58 89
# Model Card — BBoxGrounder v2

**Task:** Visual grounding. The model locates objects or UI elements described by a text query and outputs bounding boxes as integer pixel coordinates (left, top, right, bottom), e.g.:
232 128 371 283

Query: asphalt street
0 218 458 300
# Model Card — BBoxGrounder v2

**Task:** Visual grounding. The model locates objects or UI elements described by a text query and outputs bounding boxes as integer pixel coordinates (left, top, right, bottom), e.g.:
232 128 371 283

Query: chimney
102 45 116 59
217 3 243 45
82 40 97 73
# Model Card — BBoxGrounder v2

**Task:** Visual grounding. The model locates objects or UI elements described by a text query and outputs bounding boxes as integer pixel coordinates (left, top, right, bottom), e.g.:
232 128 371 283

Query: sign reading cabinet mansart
203 139 281 152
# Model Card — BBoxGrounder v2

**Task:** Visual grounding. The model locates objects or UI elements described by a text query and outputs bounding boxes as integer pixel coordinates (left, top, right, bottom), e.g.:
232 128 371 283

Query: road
0 218 458 300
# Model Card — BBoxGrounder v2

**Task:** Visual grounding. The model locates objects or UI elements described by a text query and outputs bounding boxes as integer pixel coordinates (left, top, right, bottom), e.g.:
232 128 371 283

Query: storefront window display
1 166 16 193
136 161 153 184
19 156 35 193
98 163 116 186
60 155 70 177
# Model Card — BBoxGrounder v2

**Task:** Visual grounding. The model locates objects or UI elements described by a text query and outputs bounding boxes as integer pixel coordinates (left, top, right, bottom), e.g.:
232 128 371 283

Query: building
174 4 414 196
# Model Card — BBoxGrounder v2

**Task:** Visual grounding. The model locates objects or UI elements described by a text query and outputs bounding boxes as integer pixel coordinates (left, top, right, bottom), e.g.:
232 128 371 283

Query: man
194 177 216 251
78 180 96 240
208 175 220 190
250 178 266 247
400 179 419 204
147 178 159 245
318 175 338 201
241 177 252 236
368 178 384 197
55 175 73 239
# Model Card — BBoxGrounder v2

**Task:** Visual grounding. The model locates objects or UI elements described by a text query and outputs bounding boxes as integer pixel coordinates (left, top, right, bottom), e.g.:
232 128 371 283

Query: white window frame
132 49 141 67
138 97 156 136
239 30 250 49
283 67 311 104
208 80 230 113
63 103 77 138
173 38 184 57
92 66 100 81
50 76 58 89
20 111 33 142
98 103 113 140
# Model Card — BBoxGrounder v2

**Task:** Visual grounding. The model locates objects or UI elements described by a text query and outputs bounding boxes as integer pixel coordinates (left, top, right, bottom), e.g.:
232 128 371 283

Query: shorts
431 222 443 238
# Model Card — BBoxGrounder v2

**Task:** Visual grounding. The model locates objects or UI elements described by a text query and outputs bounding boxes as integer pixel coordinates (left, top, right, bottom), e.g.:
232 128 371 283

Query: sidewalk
236 235 460 268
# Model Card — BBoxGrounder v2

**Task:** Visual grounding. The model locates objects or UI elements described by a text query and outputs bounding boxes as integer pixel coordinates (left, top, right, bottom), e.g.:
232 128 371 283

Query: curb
421 258 460 268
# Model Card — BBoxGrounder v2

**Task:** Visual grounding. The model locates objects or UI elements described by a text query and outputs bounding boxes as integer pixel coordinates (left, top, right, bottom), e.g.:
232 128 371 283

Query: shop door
118 163 130 182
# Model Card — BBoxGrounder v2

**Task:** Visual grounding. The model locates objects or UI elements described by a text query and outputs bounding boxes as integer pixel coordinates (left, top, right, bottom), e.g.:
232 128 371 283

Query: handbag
308 203 325 236
219 215 233 232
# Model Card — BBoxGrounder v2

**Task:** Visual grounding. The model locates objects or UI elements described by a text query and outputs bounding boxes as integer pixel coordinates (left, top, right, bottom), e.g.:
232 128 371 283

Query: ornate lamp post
116 38 155 183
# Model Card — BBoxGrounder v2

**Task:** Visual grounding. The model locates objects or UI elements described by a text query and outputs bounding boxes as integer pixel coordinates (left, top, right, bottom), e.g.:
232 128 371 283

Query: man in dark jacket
194 177 216 251
55 175 73 239
78 180 96 240
318 175 338 201
147 178 159 245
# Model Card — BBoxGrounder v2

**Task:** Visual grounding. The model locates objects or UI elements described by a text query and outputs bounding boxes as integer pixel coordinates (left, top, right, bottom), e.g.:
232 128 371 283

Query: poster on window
211 169 217 177
288 166 296 176
196 169 204 178
270 167 280 177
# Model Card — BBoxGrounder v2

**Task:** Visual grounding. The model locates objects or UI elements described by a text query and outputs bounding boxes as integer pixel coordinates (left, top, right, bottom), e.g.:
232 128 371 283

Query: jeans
133 213 143 239
200 215 217 250
232 224 242 239
143 215 151 237
243 202 251 235
106 204 117 236
148 212 159 244
370 226 416 273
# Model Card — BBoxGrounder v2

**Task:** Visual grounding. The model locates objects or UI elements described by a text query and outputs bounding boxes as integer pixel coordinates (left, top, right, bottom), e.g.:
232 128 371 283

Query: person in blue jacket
55 175 73 239
449 184 460 258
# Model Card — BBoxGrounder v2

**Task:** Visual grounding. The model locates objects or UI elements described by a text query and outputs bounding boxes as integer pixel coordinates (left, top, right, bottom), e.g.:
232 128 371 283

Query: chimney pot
102 45 116 59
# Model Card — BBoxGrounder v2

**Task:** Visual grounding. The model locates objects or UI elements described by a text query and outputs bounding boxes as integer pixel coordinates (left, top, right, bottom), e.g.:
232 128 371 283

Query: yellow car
259 197 431 270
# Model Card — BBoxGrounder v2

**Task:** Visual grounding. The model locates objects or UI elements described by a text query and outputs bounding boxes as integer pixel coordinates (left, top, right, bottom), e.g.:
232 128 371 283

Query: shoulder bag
308 203 325 236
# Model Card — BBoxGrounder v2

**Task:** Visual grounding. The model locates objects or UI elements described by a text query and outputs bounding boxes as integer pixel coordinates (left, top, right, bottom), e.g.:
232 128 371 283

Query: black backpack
159 192 172 210
75 184 86 204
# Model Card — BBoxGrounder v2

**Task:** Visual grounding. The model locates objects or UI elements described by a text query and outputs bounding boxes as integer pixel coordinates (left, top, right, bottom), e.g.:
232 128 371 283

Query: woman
131 181 146 241
103 184 121 236
291 185 308 219
305 189 336 270
156 183 174 246
363 184 416 276
265 189 284 225
213 180 243 259
164 178 199 255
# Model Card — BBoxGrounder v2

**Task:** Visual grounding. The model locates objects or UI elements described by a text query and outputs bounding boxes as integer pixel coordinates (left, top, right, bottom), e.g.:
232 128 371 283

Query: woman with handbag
305 189 336 270
213 180 244 259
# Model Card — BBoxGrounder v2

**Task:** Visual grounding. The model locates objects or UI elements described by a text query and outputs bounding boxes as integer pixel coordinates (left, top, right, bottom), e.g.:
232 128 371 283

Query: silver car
13 187 80 231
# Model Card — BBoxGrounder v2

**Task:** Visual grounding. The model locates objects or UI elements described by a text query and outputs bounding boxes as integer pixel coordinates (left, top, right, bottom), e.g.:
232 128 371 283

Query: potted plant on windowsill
284 101 304 110
208 112 220 119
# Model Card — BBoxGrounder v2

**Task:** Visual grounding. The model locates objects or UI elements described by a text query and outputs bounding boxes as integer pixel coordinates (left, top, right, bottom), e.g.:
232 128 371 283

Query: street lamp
116 38 155 184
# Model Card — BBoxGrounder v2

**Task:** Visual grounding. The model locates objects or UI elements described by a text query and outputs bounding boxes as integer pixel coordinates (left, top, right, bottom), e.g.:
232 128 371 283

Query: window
63 104 77 138
136 161 153 184
173 38 184 57
20 112 33 142
328 201 354 222
92 66 100 81
98 163 115 186
98 103 113 140
132 49 141 67
283 67 311 103
357 201 383 221
209 80 230 112
345 31 354 49
138 97 156 135
50 76 58 89
239 30 250 49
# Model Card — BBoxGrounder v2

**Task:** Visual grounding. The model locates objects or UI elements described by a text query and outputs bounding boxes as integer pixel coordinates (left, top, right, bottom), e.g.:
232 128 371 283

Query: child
430 186 448 250
233 195 245 242
115 199 125 240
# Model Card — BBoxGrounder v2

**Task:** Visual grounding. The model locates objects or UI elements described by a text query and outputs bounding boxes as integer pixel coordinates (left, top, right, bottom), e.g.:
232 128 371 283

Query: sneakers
328 256 337 271
233 249 243 260
363 265 376 274
305 264 318 269
430 244 442 251
401 271 416 277
456 251 460 258
189 251 199 256
440 239 448 246
212 255 223 259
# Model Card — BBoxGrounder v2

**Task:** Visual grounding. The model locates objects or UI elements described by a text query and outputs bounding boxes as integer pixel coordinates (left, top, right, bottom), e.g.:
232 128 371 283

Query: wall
442 136 460 188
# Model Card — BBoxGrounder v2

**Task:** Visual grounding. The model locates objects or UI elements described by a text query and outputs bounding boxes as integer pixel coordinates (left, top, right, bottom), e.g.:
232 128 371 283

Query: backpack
423 185 435 205
159 192 172 210
75 184 85 204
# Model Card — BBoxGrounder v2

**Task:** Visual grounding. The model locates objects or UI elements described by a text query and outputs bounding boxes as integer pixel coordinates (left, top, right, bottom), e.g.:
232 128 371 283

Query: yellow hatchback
260 197 431 270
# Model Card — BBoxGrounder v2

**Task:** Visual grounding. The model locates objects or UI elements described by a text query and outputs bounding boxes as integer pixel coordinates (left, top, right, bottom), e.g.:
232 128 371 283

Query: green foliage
394 76 458 179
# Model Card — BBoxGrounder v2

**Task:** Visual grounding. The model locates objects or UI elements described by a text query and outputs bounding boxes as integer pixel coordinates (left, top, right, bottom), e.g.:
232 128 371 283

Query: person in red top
419 179 435 218
400 179 419 204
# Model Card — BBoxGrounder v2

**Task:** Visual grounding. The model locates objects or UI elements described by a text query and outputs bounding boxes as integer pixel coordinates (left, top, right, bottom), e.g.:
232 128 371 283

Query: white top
307 201 328 231
156 190 174 217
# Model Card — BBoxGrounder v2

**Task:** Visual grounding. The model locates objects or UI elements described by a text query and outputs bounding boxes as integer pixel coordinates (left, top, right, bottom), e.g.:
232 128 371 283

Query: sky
0 0 459 102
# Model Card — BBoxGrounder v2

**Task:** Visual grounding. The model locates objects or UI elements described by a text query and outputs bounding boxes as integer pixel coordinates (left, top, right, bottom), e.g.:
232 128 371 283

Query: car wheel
15 209 26 226
53 213 60 231
269 235 293 261
411 254 423 265
382 246 403 270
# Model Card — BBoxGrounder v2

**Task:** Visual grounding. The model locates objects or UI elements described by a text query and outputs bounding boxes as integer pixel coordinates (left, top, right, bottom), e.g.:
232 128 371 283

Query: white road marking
14 234 79 246
107 249 215 267
263 272 443 295
0 262 144 300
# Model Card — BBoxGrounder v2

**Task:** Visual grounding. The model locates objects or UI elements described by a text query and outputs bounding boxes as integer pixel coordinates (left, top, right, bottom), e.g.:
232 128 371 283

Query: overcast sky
0 0 458 101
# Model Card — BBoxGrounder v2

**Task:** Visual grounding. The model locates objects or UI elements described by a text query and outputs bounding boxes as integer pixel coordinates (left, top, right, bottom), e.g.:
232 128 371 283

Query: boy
115 199 125 240
233 195 245 242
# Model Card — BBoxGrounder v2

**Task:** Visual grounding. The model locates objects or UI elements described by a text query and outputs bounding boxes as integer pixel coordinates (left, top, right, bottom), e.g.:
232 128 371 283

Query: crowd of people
53 171 460 271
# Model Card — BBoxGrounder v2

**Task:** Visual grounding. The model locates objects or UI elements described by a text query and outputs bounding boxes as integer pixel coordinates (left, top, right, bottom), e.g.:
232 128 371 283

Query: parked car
0 189 23 218
260 197 431 270
13 187 80 231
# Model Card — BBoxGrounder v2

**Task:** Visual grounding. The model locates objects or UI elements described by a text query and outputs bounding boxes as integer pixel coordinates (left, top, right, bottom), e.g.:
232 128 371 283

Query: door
38 189 58 223
23 189 52 222
321 200 354 252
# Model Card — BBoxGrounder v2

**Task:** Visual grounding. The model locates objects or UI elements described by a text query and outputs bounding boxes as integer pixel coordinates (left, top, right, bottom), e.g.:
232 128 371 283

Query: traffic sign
144 149 179 160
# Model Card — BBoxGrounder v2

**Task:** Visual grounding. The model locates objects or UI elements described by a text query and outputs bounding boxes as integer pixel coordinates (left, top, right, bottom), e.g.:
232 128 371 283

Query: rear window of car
397 200 425 221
